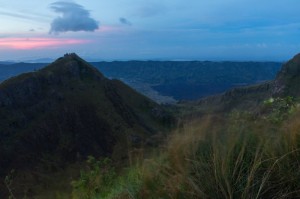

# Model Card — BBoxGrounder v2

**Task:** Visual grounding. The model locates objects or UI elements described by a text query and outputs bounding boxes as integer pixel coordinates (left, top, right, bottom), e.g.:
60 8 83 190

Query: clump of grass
136 107 300 198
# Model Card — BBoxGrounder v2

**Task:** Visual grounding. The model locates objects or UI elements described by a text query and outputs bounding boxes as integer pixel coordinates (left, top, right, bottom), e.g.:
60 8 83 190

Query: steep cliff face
0 53 173 177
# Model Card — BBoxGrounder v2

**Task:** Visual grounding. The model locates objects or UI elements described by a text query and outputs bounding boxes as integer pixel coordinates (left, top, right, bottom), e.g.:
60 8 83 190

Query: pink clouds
0 38 89 50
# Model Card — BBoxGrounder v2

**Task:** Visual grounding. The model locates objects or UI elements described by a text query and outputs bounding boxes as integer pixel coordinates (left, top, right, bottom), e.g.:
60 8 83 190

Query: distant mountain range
0 60 282 103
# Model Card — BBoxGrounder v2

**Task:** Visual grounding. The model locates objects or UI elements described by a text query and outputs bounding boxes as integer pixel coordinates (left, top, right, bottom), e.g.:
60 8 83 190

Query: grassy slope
71 99 300 199
67 54 300 199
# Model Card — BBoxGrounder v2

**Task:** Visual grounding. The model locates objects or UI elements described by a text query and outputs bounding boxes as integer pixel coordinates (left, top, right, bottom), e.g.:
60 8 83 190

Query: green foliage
263 96 296 123
71 156 143 199
102 167 142 199
71 157 117 199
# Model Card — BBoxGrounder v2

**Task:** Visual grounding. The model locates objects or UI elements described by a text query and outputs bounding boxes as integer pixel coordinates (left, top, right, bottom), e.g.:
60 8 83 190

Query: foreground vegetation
69 97 300 199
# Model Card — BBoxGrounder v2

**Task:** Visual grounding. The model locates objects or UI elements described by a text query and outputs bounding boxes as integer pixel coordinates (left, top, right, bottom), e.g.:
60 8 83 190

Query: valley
0 61 281 104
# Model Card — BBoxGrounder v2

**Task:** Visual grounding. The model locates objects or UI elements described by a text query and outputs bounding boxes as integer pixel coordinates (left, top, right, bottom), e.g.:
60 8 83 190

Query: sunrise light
0 38 89 50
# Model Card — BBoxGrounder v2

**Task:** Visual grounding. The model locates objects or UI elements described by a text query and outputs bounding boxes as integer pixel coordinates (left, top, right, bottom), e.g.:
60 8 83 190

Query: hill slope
183 53 300 114
0 53 172 181
272 53 300 97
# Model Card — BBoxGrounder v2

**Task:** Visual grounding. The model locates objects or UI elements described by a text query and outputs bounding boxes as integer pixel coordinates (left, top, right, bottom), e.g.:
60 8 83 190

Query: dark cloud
49 1 99 34
119 17 132 26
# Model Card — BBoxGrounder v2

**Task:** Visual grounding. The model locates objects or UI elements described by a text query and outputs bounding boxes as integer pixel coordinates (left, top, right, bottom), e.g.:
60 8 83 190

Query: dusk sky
0 0 300 61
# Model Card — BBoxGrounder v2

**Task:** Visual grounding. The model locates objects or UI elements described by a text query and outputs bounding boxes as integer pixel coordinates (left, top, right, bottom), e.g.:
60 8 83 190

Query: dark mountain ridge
0 53 172 188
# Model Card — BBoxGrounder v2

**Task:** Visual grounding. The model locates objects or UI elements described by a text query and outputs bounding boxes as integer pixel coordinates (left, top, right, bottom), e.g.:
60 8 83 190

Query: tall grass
136 109 300 199
72 106 300 199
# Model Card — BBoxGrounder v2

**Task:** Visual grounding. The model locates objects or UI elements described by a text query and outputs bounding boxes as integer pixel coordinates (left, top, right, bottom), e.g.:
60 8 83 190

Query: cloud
0 10 49 23
0 11 35 20
49 1 99 34
119 17 132 26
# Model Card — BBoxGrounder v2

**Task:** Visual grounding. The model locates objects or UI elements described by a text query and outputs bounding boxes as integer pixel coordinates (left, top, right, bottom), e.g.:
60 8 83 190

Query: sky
0 0 300 61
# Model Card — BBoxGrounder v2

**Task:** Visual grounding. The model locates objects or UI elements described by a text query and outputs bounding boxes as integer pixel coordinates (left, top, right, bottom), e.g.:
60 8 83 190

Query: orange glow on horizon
0 38 89 50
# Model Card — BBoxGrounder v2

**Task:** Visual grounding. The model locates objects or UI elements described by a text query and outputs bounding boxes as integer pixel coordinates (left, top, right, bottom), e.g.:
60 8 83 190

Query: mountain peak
63 52 80 59
61 53 85 62
39 53 104 81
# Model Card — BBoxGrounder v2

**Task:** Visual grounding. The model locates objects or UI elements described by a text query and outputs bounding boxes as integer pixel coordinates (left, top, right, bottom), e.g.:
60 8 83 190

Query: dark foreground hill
0 53 173 197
